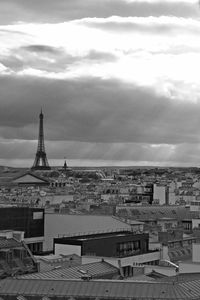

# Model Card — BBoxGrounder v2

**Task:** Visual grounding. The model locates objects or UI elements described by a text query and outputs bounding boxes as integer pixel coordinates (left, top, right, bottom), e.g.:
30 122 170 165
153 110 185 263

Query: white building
153 184 167 205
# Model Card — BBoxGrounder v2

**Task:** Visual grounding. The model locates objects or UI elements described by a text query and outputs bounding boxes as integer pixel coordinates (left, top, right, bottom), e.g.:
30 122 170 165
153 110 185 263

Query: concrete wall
82 251 161 268
192 243 200 262
192 219 200 229
119 251 161 266
145 265 176 277
168 192 176 205
55 244 81 256
179 262 200 274
161 246 170 261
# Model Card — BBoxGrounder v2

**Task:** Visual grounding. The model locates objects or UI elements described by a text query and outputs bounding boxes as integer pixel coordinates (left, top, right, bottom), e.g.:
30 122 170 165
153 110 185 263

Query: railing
116 249 160 258
57 228 133 238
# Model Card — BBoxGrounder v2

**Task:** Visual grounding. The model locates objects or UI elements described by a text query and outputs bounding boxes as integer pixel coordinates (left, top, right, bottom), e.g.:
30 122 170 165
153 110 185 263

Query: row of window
168 239 193 248
28 242 43 253
116 241 141 256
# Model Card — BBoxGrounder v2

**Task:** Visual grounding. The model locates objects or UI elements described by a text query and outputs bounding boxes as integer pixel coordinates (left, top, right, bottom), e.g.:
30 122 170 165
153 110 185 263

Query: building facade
0 207 45 253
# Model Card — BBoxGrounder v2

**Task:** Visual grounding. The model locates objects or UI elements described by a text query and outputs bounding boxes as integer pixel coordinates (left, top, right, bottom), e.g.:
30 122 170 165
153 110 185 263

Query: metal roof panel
2 278 200 299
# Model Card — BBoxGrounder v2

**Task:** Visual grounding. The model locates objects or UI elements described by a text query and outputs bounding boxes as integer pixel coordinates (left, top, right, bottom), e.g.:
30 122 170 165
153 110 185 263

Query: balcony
118 250 161 267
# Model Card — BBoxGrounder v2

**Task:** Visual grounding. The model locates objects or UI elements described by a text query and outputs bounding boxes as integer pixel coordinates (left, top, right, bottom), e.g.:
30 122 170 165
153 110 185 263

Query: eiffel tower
31 110 51 170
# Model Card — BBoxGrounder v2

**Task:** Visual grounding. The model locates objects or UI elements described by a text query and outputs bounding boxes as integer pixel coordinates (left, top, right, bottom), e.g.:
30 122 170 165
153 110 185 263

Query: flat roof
55 230 147 242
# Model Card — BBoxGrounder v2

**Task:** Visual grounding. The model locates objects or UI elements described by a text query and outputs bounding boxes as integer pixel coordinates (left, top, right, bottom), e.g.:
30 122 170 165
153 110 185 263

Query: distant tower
63 158 67 172
31 110 51 170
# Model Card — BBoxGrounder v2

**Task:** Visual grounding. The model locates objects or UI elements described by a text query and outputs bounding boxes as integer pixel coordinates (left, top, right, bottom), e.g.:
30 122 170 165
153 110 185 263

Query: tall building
0 206 45 253
32 110 51 170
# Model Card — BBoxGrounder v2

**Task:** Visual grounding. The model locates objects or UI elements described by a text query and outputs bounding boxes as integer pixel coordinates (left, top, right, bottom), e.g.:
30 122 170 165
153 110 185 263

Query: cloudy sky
1 0 200 167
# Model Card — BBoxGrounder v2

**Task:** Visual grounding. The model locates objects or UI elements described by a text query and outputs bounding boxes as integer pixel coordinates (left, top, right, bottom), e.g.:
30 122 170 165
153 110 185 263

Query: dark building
0 207 44 254
125 184 154 205
54 230 149 257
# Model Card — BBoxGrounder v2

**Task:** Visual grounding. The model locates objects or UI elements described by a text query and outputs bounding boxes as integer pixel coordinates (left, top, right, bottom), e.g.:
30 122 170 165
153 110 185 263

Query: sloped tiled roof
158 273 200 283
1 278 200 299
0 237 21 249
169 247 192 262
19 261 119 279
35 253 81 273
13 172 49 184
118 205 199 221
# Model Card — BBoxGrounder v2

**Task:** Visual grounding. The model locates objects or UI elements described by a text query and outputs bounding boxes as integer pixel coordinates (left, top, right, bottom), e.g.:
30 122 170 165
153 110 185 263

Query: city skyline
0 1 200 167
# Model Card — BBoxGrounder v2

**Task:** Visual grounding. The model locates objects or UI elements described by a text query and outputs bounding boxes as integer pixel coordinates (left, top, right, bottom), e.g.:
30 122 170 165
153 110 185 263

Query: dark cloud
0 0 198 25
0 75 200 146
84 50 117 62
80 17 200 36
1 56 23 72
0 140 35 160
0 139 200 167
0 74 200 165
1 45 67 72
21 45 62 54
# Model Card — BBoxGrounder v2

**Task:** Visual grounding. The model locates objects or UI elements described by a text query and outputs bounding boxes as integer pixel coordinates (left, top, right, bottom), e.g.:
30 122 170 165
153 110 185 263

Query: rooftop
19 261 119 280
56 229 144 242
2 278 200 299
118 205 199 221
0 237 21 249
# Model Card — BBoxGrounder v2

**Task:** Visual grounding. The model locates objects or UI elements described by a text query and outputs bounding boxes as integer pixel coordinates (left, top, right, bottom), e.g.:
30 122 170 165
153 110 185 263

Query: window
33 211 43 220
17 296 27 300
117 240 141 256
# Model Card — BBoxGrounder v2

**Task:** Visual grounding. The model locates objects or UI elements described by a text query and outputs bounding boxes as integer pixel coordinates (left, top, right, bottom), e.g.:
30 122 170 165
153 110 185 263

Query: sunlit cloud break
0 0 200 166
1 16 200 103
